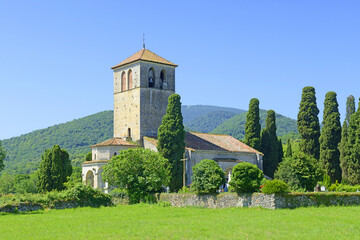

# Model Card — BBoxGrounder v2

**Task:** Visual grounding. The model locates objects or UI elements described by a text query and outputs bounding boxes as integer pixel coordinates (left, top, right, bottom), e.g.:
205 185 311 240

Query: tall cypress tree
37 145 72 192
285 139 292 158
157 94 185 192
339 121 349 181
244 98 261 151
319 91 342 183
346 95 355 125
297 86 321 159
345 99 360 185
261 110 281 178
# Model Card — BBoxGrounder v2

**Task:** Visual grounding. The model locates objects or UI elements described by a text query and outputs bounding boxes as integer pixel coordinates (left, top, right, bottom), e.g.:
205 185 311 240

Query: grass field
1 204 360 239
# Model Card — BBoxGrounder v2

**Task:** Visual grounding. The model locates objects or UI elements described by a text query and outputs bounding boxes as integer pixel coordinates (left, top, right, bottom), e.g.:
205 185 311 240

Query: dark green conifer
345 99 360 185
297 86 321 159
339 121 349 181
346 95 355 125
261 110 282 178
319 91 342 182
37 145 72 192
285 139 292 158
157 94 185 192
244 98 261 151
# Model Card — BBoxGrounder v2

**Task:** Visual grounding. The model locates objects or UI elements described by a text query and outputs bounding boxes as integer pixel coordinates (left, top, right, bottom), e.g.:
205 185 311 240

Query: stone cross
180 152 188 187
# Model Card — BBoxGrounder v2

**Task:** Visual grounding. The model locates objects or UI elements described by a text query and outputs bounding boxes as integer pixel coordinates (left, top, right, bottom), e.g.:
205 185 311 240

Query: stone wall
0 201 80 213
158 192 360 209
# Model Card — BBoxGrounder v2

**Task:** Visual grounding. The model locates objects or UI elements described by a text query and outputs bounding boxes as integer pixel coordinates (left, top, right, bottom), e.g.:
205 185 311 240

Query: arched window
148 68 155 88
86 171 94 188
121 71 126 91
160 70 166 89
128 69 133 89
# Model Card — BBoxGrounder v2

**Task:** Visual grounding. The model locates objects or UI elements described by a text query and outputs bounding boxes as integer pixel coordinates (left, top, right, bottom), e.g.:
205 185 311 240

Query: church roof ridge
111 48 178 69
91 137 138 148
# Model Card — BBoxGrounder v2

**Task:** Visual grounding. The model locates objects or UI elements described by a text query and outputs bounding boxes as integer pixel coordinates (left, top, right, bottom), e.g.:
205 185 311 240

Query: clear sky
1 0 359 140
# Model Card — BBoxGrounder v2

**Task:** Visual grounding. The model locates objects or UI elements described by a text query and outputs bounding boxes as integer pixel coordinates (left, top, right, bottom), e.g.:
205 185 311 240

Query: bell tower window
121 71 126 91
160 70 166 89
148 68 155 88
128 69 133 89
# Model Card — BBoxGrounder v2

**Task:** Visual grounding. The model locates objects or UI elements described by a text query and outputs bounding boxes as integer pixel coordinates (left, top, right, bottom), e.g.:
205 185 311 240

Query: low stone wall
158 192 360 209
0 201 80 213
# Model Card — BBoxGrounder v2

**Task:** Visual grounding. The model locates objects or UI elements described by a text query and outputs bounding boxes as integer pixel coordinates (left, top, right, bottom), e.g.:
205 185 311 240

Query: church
82 48 263 191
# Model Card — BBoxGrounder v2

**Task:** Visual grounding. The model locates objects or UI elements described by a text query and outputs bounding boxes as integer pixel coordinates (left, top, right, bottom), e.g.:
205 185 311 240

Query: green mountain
2 111 113 175
1 105 298 175
211 110 299 141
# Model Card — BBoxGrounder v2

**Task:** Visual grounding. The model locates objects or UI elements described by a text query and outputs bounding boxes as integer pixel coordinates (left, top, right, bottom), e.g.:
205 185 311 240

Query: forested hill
2 111 113 175
1 105 298 175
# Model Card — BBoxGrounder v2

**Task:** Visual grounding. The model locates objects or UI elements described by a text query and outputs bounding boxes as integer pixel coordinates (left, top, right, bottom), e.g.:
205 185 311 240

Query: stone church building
82 48 263 191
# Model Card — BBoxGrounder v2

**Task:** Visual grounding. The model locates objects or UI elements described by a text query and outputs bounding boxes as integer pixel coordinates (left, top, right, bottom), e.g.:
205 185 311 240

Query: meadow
1 204 359 239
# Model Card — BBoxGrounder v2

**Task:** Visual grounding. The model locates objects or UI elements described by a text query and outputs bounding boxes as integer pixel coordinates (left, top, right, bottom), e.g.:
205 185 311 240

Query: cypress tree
285 139 292 158
244 98 261 151
345 99 360 185
319 91 342 183
37 145 72 192
339 121 349 181
346 95 355 125
297 86 321 159
261 110 281 178
0 141 5 173
157 94 185 192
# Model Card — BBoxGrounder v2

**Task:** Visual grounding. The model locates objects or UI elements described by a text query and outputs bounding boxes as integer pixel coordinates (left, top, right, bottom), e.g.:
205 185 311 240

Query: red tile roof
144 133 263 155
91 137 138 148
111 48 178 69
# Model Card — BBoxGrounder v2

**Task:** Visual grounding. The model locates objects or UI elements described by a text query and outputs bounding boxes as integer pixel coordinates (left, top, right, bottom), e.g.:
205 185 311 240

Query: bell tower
111 48 178 144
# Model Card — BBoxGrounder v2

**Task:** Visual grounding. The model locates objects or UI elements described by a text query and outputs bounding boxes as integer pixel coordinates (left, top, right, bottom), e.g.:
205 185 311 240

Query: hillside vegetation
1 105 298 175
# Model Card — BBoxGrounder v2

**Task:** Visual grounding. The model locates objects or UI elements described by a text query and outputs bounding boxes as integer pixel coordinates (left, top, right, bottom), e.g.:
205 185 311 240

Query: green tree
0 141 6 172
64 167 83 189
297 86 321 159
285 139 293 158
229 162 264 193
37 145 73 192
85 152 92 161
346 95 355 125
345 100 360 185
339 121 349 181
191 159 225 193
244 98 261 151
319 91 342 183
102 148 170 203
157 94 185 192
275 152 322 191
14 174 37 194
0 173 15 194
261 110 282 178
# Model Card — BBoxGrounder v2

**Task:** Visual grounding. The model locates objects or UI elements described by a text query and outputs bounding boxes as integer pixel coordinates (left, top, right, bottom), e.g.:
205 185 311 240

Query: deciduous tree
191 159 225 193
0 141 5 173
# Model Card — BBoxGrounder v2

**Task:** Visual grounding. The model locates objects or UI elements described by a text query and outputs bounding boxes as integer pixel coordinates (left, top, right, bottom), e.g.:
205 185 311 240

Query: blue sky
1 0 359 140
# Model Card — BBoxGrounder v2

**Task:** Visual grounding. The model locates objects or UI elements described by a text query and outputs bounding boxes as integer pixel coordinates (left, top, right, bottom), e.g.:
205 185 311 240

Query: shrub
261 180 289 194
178 186 191 194
229 162 264 193
66 184 111 207
329 182 360 192
275 152 322 191
109 188 128 199
191 159 225 193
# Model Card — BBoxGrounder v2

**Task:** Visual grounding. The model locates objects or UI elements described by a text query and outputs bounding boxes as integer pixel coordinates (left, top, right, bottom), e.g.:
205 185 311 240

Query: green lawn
1 205 359 239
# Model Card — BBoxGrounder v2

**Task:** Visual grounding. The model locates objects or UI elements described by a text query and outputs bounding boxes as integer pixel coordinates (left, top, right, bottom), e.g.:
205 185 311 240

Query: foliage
37 145 72 193
285 139 292 158
319 91 342 183
261 110 283 178
0 141 5 173
275 152 323 191
261 180 289 194
191 159 225 193
346 95 355 125
297 86 321 159
229 162 264 193
211 110 299 141
85 152 92 161
344 100 360 185
1 111 113 175
109 188 128 199
0 174 15 194
178 186 192 193
63 167 82 189
157 94 185 192
65 183 111 206
186 111 238 133
244 98 261 151
102 148 170 204
328 182 360 192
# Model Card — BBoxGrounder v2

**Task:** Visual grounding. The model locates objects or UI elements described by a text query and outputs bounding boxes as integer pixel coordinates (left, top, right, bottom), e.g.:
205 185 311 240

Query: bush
329 182 360 192
66 184 111 207
191 159 225 193
229 162 264 193
261 180 289 194
109 188 128 199
178 186 191 194
275 152 322 191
